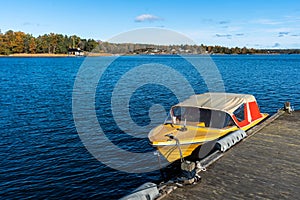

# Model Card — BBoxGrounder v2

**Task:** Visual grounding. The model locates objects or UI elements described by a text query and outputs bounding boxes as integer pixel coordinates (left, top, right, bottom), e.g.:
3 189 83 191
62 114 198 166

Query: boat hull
155 143 202 162
148 93 269 163
151 113 269 162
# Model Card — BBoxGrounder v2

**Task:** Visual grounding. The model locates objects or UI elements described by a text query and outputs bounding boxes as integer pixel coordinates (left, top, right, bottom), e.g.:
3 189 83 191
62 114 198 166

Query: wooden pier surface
164 111 300 199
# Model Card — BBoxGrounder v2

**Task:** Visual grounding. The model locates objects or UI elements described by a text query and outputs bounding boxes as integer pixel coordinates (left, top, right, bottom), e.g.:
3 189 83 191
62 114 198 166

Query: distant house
68 48 84 56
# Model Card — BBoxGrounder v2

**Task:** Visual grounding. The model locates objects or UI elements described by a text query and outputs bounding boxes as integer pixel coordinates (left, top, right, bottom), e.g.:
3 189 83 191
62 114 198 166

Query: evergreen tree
0 29 299 55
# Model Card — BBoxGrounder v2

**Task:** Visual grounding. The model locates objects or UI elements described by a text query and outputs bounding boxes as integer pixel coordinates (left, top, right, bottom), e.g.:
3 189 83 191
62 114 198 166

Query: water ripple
0 55 299 199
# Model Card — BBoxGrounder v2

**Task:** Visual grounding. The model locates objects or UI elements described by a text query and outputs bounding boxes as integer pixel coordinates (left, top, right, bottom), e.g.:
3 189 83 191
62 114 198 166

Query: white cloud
22 22 40 26
252 19 282 25
215 34 232 39
182 16 300 48
219 20 230 24
134 14 162 22
273 43 280 47
251 17 300 26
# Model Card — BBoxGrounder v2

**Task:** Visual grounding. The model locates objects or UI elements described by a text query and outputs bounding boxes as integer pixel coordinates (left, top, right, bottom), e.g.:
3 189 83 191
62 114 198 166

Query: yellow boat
148 93 269 162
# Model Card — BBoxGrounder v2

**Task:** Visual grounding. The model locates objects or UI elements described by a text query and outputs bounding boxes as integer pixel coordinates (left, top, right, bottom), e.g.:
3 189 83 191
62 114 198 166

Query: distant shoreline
1 30 299 56
0 53 71 57
0 53 299 58
0 53 115 57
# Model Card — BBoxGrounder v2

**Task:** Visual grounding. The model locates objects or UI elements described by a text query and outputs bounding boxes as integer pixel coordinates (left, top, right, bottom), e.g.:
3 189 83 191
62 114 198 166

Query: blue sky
0 0 299 48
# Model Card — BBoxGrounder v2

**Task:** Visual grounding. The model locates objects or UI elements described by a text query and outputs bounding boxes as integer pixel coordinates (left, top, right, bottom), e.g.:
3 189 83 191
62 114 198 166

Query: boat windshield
165 106 235 129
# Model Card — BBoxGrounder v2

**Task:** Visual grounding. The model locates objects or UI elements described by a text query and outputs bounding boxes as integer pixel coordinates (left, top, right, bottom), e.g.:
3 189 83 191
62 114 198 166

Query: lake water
0 55 299 199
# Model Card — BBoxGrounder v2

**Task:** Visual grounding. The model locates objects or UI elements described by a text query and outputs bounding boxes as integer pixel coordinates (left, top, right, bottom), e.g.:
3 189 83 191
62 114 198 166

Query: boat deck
163 110 300 199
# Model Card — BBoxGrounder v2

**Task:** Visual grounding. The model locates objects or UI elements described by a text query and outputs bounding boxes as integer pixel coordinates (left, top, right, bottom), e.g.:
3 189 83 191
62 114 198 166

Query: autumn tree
0 29 299 55
29 37 37 53
241 47 248 54
13 31 26 53
49 33 58 53
0 32 10 55
36 34 49 53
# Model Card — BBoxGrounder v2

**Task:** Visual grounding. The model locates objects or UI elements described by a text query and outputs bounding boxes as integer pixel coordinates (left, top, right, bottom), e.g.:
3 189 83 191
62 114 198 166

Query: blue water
0 55 299 199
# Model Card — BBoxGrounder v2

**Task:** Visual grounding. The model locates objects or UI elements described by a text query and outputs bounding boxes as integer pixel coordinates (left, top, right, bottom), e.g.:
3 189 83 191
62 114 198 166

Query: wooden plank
163 110 300 200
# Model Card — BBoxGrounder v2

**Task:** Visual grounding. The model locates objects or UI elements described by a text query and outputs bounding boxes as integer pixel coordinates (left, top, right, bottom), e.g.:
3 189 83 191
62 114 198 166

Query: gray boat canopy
173 93 257 115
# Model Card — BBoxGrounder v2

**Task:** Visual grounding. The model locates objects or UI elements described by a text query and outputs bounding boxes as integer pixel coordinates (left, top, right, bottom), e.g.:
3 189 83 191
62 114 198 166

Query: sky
0 0 300 48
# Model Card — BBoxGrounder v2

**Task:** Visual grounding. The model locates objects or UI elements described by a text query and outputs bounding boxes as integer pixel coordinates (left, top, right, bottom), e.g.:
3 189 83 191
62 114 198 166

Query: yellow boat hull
150 113 269 163
156 143 202 162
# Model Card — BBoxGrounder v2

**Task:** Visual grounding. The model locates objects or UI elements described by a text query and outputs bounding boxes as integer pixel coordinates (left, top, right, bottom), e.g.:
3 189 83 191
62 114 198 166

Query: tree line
0 30 299 55
0 30 99 55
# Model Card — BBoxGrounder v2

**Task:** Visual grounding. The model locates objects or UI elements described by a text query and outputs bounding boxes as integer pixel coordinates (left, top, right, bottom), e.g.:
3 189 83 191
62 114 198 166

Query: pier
161 110 300 199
